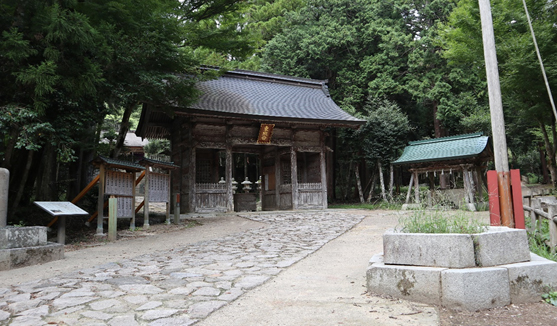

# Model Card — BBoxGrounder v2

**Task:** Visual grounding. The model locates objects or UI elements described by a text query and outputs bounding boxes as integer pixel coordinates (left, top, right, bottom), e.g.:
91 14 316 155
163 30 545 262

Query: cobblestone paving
0 211 365 325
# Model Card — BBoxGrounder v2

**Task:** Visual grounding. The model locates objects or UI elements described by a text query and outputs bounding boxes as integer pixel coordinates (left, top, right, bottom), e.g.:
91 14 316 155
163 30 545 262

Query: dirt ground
57 211 557 326
438 302 557 325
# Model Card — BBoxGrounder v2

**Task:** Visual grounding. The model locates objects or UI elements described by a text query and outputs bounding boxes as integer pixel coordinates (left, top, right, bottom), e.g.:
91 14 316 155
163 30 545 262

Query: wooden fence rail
523 195 557 252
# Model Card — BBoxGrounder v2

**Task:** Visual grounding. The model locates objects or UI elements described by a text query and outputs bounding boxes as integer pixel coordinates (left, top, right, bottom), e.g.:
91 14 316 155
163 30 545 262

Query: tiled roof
393 133 490 165
91 156 145 172
138 157 179 169
181 70 364 126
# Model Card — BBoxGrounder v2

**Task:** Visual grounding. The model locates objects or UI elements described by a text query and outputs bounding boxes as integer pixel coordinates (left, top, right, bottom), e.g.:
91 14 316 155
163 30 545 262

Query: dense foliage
1 0 556 220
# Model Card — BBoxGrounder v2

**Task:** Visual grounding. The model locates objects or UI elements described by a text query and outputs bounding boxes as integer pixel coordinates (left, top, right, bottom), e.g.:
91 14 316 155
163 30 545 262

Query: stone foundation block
441 268 510 311
367 260 446 305
0 226 48 249
383 229 475 268
474 227 530 267
0 243 64 271
503 253 557 303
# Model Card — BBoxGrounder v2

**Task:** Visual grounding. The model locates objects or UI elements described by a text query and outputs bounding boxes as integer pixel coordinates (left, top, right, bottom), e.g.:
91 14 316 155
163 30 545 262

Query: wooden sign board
257 124 275 144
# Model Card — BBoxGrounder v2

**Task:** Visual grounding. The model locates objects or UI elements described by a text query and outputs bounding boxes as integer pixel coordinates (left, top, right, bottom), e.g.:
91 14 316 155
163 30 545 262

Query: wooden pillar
97 164 105 235
130 171 136 230
320 144 327 209
405 173 414 204
291 147 298 210
413 171 420 203
226 144 233 212
166 172 171 224
143 167 150 229
275 148 281 210
189 147 196 213
428 172 435 207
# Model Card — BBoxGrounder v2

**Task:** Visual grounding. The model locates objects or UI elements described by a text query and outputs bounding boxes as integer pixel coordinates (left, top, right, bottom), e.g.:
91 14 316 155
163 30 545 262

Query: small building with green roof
393 133 493 210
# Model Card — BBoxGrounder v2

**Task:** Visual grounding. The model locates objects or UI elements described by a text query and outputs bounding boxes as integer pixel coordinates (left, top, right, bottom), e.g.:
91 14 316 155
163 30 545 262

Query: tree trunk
378 159 386 201
35 143 57 201
343 162 353 200
9 150 33 220
539 142 550 184
367 173 377 203
389 164 394 200
355 163 364 203
540 120 557 187
110 103 139 159
1 129 19 169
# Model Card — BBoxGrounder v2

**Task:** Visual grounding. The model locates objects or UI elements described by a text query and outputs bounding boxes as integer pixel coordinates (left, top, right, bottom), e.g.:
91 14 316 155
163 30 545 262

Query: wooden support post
487 170 501 226
275 148 281 210
414 171 420 204
405 173 414 204
174 193 180 225
130 172 136 230
532 198 541 233
226 144 233 212
479 0 514 226
498 171 514 227
428 172 435 207
548 204 557 253
189 147 196 213
166 173 171 224
320 144 327 209
108 196 117 241
291 147 298 210
510 169 525 229
143 168 150 229
97 164 106 235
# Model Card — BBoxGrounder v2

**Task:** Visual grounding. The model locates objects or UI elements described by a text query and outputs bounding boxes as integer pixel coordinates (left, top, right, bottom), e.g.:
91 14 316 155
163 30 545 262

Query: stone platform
367 227 557 311
0 226 63 271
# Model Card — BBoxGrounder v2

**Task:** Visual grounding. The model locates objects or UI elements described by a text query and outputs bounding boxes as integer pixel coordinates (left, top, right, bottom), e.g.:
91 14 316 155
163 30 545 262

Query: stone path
0 211 365 325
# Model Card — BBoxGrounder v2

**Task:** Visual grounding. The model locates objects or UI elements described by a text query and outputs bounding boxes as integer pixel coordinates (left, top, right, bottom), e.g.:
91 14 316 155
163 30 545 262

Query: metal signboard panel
34 202 88 216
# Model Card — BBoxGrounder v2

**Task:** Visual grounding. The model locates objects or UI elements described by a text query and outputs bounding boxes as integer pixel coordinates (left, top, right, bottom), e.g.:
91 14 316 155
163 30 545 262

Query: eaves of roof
393 133 490 165
91 155 145 172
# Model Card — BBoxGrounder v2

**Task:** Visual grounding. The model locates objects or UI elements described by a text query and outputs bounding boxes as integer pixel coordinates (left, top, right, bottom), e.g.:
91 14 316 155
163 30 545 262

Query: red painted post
487 170 501 226
510 169 525 229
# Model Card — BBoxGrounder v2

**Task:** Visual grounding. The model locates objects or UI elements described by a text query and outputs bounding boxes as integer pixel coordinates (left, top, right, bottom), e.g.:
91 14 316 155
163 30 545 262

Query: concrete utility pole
478 0 514 226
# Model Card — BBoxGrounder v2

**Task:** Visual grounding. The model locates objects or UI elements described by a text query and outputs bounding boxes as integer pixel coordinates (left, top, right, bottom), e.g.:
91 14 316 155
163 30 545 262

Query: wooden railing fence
522 188 557 252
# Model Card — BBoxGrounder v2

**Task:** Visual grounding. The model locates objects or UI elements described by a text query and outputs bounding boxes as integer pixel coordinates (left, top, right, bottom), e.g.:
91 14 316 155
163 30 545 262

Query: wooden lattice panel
196 159 212 183
149 173 169 203
105 170 134 196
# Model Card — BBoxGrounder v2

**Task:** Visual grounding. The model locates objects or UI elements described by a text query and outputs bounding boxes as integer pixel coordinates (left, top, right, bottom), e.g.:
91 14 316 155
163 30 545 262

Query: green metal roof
393 133 490 165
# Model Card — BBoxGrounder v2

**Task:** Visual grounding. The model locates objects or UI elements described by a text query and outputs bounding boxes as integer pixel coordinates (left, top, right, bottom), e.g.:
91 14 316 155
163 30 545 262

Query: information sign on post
34 201 88 245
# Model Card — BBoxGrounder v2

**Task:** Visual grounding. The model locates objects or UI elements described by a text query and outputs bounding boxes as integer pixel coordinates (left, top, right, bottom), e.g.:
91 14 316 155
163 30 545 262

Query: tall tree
440 0 557 184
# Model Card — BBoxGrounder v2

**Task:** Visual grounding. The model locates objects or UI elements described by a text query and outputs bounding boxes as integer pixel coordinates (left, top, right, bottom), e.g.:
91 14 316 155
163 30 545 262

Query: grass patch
398 210 489 234
329 201 402 210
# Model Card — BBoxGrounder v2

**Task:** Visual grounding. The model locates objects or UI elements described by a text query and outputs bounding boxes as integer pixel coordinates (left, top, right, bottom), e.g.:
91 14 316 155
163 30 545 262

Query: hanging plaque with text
257 124 275 144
